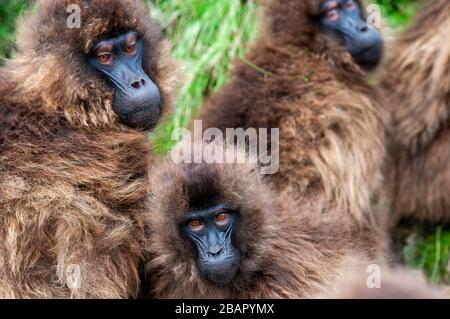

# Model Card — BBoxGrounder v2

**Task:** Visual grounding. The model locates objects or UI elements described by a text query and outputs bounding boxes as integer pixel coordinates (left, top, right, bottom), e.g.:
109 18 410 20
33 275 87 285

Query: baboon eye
124 34 138 55
189 219 204 232
98 53 114 65
344 0 355 10
215 212 229 226
325 9 340 21
125 42 137 55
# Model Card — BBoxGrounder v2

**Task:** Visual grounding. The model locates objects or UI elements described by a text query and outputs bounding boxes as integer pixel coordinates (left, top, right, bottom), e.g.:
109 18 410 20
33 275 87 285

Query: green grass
1 0 449 285
377 0 423 27
0 0 28 61
148 0 258 154
404 226 450 284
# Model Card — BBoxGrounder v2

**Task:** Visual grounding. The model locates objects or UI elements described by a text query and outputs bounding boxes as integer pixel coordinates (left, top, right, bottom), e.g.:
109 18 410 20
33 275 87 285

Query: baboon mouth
353 46 377 56
200 258 240 285
113 103 160 130
203 266 239 285
113 81 162 130
352 45 383 68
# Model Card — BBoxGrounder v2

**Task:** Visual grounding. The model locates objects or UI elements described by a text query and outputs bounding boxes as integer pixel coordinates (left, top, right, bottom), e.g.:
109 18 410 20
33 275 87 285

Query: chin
117 107 161 130
353 44 384 69
205 269 239 286
201 261 240 286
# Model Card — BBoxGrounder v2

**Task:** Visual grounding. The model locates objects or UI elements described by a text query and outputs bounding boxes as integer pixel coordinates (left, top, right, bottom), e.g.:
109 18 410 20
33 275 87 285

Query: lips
119 104 161 130
202 261 239 285
352 43 383 69
113 87 162 130
353 44 378 57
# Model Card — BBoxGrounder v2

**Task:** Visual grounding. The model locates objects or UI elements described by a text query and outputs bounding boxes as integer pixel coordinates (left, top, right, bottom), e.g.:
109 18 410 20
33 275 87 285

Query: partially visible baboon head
6 0 177 130
323 268 442 299
262 0 383 69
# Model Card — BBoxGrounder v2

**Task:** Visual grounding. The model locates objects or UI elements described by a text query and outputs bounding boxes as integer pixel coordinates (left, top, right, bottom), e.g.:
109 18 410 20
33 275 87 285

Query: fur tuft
381 0 450 223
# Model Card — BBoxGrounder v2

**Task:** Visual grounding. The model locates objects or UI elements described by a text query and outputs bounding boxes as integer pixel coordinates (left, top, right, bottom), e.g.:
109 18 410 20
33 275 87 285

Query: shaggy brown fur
0 0 176 298
144 150 386 298
323 267 441 299
198 0 389 227
380 0 450 224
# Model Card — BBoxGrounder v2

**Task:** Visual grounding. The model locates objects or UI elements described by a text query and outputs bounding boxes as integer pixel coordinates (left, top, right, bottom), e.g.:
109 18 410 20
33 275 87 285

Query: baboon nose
209 246 223 257
131 79 146 89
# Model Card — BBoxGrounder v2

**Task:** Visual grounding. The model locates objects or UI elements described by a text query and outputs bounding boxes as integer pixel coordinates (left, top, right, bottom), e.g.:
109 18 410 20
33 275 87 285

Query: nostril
360 25 369 33
131 81 141 89
209 248 223 257
141 79 146 86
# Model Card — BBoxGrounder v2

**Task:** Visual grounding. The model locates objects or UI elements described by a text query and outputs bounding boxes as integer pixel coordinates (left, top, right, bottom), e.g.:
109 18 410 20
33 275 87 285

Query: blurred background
0 0 448 285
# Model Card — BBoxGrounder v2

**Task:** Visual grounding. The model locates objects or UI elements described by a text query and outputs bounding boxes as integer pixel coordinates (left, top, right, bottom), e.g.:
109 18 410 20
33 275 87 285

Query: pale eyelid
216 221 229 227
125 34 138 46
95 43 114 54
345 1 355 10
125 40 137 48
191 225 204 234
97 51 113 56
326 10 338 20
325 1 339 10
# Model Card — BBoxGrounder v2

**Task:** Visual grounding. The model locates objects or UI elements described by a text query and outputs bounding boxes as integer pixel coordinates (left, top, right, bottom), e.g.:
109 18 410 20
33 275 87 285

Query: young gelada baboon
198 0 389 227
380 0 450 224
144 147 386 298
0 0 176 298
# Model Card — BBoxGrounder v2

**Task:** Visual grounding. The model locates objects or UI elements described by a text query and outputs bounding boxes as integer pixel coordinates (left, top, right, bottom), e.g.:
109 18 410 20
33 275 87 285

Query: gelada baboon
323 267 441 299
0 0 176 298
199 0 388 227
144 147 385 298
380 0 450 224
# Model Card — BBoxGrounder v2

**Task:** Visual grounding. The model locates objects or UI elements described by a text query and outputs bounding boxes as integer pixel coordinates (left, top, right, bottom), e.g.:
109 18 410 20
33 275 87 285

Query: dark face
89 32 161 130
182 204 240 285
320 0 383 69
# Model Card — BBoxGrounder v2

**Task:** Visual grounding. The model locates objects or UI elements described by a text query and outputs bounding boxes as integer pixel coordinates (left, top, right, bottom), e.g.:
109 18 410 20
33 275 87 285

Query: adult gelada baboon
0 0 177 298
199 0 389 227
144 147 385 298
380 0 450 224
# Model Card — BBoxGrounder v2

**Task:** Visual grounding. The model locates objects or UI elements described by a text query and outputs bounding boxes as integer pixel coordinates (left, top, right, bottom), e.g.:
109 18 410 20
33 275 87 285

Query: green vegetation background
0 0 448 284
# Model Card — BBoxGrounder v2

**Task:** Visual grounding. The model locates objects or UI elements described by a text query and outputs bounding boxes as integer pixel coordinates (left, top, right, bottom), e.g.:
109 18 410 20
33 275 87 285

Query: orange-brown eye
215 213 229 225
189 219 204 231
98 53 113 65
326 9 340 21
345 1 355 10
125 43 137 55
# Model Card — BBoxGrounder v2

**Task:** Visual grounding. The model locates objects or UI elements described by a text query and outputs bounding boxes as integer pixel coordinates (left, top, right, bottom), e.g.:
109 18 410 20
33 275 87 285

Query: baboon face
319 0 383 68
264 0 384 69
14 0 170 130
181 204 241 285
89 31 161 130
148 161 276 290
